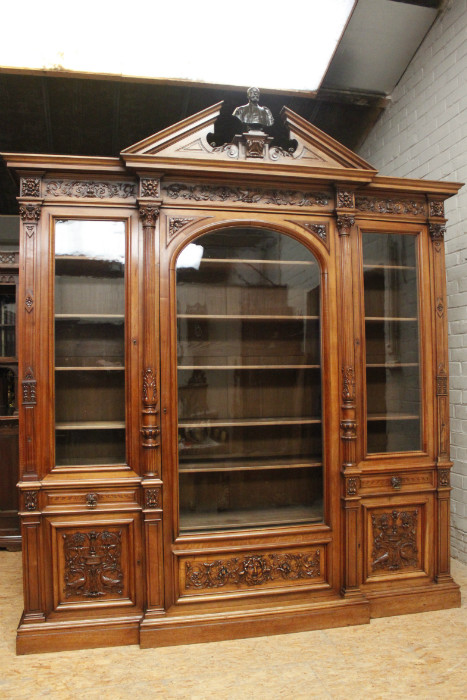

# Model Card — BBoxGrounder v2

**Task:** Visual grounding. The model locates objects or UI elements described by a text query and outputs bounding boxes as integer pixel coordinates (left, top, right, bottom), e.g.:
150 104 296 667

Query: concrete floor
1 551 466 699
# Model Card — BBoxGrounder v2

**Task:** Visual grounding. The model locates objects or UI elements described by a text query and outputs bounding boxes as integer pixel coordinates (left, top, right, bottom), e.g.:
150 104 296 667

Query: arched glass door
175 227 323 533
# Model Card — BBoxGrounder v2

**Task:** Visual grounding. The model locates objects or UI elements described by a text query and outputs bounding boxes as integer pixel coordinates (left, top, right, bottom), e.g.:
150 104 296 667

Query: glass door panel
54 220 126 466
363 232 421 453
176 227 323 532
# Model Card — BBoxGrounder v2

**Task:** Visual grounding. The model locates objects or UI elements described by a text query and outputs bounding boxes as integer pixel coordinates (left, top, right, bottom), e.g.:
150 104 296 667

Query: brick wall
358 0 467 562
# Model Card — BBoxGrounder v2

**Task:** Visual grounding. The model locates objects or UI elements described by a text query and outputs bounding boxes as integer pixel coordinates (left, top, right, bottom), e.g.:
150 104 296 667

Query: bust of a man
233 87 274 131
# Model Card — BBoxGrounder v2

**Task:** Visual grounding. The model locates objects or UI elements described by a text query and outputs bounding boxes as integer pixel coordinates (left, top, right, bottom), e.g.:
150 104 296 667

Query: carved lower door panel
44 513 144 613
361 494 433 584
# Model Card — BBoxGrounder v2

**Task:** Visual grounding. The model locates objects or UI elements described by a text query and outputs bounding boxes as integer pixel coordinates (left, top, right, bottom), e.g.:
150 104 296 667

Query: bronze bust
233 87 274 131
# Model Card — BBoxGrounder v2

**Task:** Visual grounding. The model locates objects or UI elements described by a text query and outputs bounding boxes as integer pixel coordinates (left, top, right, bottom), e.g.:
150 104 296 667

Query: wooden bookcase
2 101 462 654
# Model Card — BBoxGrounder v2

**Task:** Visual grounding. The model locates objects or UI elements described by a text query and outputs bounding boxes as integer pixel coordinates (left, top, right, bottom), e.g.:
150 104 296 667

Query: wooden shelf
363 264 416 270
367 414 419 421
55 314 124 320
179 457 322 473
179 503 323 532
178 314 319 321
178 364 320 370
365 316 418 322
366 363 419 368
55 366 124 371
196 258 315 266
56 421 125 430
0 357 17 364
179 417 321 428
0 415 18 421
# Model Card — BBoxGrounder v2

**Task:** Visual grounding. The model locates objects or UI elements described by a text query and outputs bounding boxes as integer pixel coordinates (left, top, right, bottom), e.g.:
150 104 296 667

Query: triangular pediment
121 101 376 182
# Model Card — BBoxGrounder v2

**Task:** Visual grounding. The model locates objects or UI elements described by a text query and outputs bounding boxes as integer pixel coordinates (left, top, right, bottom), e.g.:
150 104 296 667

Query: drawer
43 487 140 513
359 470 434 496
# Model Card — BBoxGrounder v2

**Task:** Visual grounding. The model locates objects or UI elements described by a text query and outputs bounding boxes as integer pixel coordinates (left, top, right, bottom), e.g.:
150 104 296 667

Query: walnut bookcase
2 101 462 654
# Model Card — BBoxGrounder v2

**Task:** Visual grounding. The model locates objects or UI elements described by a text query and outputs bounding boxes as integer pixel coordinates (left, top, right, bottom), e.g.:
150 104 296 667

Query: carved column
428 205 452 582
18 177 43 482
138 182 162 478
336 188 361 597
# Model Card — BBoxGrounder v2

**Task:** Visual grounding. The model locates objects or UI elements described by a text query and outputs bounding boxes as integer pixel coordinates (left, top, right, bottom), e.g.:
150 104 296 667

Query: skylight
0 1 356 93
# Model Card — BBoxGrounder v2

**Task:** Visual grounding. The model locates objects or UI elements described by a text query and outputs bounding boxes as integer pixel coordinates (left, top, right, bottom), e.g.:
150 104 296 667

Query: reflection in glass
363 233 421 452
54 220 126 467
176 227 323 532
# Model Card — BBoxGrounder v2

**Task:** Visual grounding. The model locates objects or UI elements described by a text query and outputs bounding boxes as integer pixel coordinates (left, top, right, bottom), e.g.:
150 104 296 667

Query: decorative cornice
163 183 330 208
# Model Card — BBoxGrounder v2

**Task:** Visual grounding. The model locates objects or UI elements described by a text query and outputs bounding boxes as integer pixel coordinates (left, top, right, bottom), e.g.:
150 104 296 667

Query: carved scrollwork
371 510 418 572
438 469 450 487
168 217 195 243
22 368 37 405
20 177 41 198
185 550 321 590
163 183 329 208
346 477 358 496
46 181 136 199
145 487 161 509
23 490 38 511
336 215 355 236
211 142 239 158
355 197 426 216
269 145 294 160
19 202 41 223
63 530 124 599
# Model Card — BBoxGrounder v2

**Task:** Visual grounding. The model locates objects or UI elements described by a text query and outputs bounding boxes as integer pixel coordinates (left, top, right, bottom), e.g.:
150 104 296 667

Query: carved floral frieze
46 181 136 199
185 550 321 589
163 183 329 208
63 530 124 599
356 197 426 217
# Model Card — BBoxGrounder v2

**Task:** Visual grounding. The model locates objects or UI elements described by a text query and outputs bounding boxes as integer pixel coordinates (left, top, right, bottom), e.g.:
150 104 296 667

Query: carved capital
336 215 355 236
429 224 446 241
20 177 41 198
19 202 41 223
139 204 161 227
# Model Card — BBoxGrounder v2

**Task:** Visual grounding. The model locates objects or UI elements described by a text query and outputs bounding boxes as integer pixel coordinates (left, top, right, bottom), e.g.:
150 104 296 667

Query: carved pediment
121 101 376 183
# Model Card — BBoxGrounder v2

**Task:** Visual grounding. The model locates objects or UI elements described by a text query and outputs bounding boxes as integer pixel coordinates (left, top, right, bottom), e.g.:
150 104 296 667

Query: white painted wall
359 0 467 562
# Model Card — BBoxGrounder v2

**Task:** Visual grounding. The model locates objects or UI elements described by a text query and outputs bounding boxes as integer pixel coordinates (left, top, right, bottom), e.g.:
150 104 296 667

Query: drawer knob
85 492 99 508
391 476 402 490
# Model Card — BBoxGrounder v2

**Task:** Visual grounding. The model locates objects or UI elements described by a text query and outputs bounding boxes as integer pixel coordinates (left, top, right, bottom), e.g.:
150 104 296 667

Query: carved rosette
336 215 355 236
141 368 160 449
336 190 355 209
22 368 37 406
429 200 444 218
63 530 124 599
145 487 161 509
20 177 41 198
140 179 160 198
185 550 321 590
371 510 418 572
23 490 39 511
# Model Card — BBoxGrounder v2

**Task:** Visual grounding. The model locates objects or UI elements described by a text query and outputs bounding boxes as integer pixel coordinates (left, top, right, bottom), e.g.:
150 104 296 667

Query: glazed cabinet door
160 213 340 608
